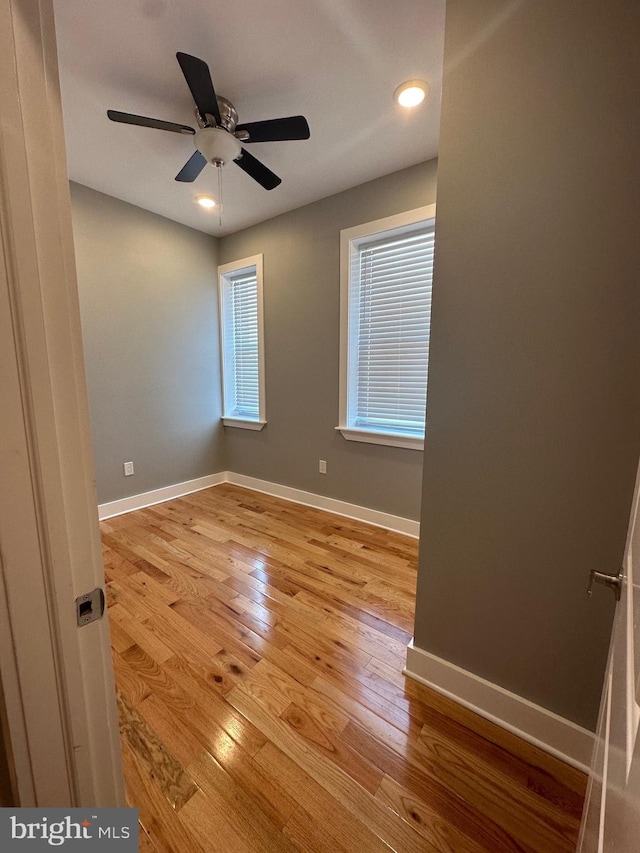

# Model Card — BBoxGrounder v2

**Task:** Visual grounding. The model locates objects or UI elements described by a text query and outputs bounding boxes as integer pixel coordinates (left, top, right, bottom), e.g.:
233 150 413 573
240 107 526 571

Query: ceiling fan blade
107 110 195 134
234 148 281 190
236 116 310 143
176 52 221 126
175 150 207 182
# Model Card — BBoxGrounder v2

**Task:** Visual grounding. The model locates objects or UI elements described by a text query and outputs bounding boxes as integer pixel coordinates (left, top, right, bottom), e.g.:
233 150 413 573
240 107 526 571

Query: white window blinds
348 221 434 438
225 270 259 418
219 254 265 428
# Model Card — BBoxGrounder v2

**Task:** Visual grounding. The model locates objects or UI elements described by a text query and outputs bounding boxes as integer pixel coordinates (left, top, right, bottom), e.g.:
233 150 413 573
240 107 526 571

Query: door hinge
76 588 105 626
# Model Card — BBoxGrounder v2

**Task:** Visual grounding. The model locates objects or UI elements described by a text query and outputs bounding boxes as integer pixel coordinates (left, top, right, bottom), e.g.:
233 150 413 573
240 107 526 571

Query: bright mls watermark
0 808 138 850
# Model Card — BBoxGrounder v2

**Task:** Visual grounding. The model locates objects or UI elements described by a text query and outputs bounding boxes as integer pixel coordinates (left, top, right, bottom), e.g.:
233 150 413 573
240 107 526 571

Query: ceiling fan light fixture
394 80 428 108
194 126 242 165
195 194 218 209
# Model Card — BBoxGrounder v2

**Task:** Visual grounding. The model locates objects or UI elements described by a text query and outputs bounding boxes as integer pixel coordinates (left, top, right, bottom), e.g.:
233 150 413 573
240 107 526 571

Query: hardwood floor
101 484 586 852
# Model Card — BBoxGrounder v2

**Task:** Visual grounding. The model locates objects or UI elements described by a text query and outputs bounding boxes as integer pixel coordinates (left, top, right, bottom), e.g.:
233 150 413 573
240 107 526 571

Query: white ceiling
53 0 445 236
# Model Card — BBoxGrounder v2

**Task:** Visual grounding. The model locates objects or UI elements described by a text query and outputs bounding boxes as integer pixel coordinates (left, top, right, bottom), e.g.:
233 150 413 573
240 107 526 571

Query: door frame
578 455 640 849
0 0 123 807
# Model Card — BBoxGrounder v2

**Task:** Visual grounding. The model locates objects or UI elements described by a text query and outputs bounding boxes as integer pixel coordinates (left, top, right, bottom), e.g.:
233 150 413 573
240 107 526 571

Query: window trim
218 254 266 430
338 204 436 451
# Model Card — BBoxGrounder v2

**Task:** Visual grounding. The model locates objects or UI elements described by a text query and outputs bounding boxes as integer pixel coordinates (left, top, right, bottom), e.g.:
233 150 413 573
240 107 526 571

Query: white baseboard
225 472 419 537
97 472 227 520
98 471 419 536
404 640 594 772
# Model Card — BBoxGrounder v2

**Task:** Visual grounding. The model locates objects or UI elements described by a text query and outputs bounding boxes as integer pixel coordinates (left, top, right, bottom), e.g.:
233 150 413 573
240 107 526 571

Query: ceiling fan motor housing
215 96 238 132
195 126 242 165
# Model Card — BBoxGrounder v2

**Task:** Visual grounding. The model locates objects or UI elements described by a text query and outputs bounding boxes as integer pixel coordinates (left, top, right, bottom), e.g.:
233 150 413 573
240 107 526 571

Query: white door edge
0 0 123 807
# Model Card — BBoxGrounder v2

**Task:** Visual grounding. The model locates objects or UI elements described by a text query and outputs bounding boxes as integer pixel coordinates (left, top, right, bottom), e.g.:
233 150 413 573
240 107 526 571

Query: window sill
222 418 266 431
336 426 424 451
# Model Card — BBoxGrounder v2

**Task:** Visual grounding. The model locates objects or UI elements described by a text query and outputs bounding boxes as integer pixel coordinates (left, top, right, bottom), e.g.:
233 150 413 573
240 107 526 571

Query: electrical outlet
319 459 327 474
123 461 134 476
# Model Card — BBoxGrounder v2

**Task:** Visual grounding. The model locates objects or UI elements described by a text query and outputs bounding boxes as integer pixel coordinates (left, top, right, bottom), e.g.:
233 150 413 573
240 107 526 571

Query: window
338 205 435 450
218 254 266 430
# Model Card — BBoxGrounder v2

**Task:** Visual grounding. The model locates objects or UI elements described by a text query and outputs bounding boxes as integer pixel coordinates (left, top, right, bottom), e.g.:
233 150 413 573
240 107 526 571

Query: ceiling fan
107 52 310 190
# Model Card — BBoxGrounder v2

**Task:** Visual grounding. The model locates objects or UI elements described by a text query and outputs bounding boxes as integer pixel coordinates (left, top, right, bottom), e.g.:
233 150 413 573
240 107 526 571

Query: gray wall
71 183 225 504
218 160 437 521
414 0 640 729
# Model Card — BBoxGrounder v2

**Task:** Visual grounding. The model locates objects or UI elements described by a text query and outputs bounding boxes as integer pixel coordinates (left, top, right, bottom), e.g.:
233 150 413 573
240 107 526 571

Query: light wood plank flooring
101 483 586 852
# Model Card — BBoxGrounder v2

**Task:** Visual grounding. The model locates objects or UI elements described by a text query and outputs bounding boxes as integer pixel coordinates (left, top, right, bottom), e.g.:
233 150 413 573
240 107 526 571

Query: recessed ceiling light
195 194 218 209
394 80 428 108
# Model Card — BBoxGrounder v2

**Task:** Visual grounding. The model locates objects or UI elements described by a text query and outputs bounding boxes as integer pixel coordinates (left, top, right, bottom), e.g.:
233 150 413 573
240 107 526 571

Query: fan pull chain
217 162 223 228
